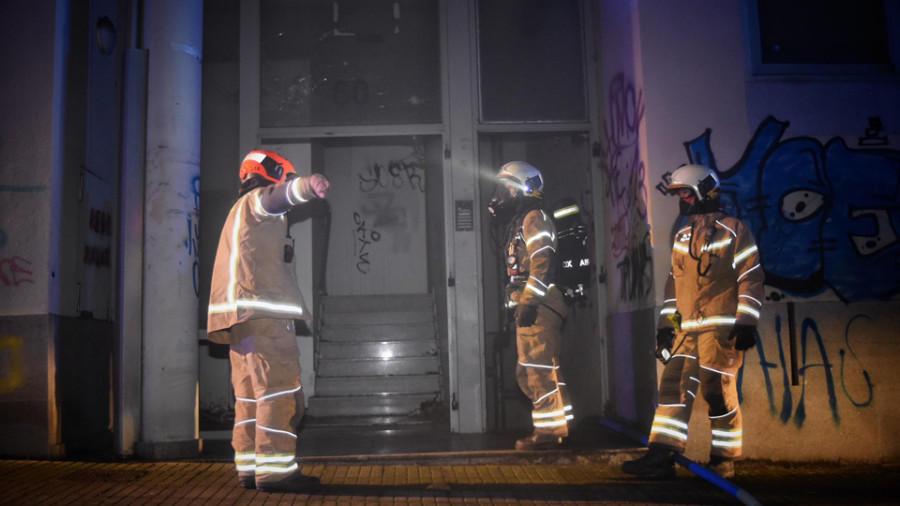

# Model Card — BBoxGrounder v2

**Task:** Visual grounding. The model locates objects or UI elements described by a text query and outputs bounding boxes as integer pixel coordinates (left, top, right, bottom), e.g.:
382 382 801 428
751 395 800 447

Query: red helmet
239 150 297 184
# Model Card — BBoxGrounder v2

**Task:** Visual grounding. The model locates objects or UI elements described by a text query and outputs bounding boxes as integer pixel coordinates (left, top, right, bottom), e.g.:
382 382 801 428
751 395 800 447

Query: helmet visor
240 151 296 184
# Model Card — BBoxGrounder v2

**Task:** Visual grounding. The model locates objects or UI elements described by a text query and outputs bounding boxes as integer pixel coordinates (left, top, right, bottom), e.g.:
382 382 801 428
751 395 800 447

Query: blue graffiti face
820 139 900 300
757 137 831 291
685 116 900 302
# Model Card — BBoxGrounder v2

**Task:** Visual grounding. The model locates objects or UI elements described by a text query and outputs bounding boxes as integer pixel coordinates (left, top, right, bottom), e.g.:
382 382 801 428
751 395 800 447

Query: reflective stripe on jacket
657 212 763 332
207 177 318 333
507 209 559 308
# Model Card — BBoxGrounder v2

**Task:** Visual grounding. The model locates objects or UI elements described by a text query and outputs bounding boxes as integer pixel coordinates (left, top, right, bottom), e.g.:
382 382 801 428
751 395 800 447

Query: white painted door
320 137 428 296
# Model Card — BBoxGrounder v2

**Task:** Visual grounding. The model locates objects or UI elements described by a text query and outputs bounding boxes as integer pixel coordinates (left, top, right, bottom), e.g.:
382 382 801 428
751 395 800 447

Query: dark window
477 0 587 123
260 0 441 127
756 0 891 66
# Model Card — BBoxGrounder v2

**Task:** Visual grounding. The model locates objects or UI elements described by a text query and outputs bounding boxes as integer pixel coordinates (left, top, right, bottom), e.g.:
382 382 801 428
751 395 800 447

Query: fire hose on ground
596 417 762 506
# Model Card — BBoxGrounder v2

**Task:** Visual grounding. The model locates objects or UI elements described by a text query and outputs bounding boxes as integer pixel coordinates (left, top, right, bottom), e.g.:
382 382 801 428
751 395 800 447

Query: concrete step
324 294 434 313
303 414 440 430
320 322 435 342
318 340 438 360
324 310 434 326
301 415 445 435
318 356 440 377
316 374 440 397
306 393 438 418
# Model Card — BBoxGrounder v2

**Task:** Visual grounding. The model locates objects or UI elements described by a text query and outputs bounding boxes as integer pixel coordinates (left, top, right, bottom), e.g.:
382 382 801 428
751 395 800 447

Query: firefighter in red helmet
488 161 573 450
622 164 763 479
208 150 329 493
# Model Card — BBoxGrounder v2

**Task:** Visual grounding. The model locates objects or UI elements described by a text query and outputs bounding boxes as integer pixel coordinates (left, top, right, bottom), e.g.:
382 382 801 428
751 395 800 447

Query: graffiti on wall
0 186 42 290
358 154 426 193
859 116 889 147
664 115 900 302
0 256 33 288
350 149 423 275
184 175 201 296
84 208 112 267
739 313 874 429
602 73 653 303
352 211 381 274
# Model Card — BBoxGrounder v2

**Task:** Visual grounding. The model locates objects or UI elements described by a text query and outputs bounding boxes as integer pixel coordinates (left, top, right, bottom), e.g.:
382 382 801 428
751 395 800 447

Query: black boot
621 445 676 478
514 431 564 451
705 455 734 478
257 470 322 494
238 475 256 489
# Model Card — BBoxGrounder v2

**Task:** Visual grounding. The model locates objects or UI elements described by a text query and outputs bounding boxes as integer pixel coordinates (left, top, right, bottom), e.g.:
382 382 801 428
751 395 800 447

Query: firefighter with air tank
488 161 574 451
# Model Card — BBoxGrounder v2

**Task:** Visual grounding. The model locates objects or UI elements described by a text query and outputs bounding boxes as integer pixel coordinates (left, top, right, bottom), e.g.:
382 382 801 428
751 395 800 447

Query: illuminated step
318 356 440 377
317 340 438 360
307 393 438 418
316 374 440 397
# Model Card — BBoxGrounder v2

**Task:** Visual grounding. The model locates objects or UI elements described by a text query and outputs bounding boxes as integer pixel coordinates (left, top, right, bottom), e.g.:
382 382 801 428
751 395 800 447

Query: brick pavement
2 451 899 506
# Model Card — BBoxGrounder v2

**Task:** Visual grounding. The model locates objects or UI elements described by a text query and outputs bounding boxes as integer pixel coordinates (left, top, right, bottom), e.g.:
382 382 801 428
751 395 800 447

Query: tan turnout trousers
515 286 571 437
648 328 744 458
224 318 305 485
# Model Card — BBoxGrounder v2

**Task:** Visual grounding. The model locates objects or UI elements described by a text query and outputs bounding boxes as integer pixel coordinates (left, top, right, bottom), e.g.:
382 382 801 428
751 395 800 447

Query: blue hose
597 418 762 506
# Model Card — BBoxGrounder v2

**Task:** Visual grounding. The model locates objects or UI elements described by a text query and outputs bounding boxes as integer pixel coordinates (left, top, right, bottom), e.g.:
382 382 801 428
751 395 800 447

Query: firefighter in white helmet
208 150 329 493
621 164 763 479
488 161 573 450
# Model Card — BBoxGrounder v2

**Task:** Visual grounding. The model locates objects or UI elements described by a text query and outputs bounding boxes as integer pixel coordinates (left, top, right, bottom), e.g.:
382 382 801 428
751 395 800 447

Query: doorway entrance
261 136 449 434
477 131 603 432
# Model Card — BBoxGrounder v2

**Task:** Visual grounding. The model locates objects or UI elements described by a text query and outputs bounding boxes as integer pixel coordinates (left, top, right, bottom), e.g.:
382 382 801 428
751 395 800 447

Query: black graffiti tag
353 211 381 274
359 159 425 193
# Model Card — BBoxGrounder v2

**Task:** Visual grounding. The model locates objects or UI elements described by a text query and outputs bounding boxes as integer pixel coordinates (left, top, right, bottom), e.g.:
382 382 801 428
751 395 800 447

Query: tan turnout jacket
207 177 320 336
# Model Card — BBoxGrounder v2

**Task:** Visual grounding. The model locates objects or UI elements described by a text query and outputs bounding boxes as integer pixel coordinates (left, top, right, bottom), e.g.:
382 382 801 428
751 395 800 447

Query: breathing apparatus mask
487 161 544 222
668 164 722 215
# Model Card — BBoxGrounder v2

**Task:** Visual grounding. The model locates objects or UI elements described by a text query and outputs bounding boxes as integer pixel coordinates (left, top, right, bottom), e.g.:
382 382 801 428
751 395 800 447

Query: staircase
305 293 445 433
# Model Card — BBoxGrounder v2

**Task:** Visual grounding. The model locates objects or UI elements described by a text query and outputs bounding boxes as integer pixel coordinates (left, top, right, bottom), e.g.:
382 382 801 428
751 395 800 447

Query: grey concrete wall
0 0 56 315
0 1 63 458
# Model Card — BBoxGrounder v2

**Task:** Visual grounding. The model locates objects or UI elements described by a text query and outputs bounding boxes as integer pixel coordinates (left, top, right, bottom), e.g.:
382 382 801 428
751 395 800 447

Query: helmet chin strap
679 197 721 215
239 174 271 196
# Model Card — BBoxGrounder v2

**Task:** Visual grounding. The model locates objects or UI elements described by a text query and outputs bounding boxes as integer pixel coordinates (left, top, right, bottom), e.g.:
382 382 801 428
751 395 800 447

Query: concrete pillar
444 0 486 433
137 0 202 458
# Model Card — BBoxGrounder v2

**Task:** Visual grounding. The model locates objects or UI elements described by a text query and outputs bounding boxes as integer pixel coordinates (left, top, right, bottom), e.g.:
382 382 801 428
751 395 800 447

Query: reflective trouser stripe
256 453 299 476
532 404 574 428
515 288 572 437
712 428 743 449
648 330 744 458
235 451 256 473
709 405 742 458
233 403 258 477
650 414 689 442
228 319 305 482
234 450 299 477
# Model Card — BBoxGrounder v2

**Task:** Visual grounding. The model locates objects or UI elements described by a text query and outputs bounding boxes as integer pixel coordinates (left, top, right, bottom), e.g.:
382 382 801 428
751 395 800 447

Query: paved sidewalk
2 449 899 506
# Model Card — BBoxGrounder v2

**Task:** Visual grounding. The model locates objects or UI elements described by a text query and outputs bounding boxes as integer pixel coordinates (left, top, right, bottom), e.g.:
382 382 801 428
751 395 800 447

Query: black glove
515 304 539 328
655 328 675 362
729 324 757 351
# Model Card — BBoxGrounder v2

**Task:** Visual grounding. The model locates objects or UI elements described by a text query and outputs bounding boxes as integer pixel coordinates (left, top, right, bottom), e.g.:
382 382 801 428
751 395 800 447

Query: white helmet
497 161 544 198
668 164 720 202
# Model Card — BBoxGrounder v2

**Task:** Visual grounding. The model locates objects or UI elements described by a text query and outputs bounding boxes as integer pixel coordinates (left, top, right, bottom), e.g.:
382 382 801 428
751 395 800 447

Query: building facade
0 0 898 462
